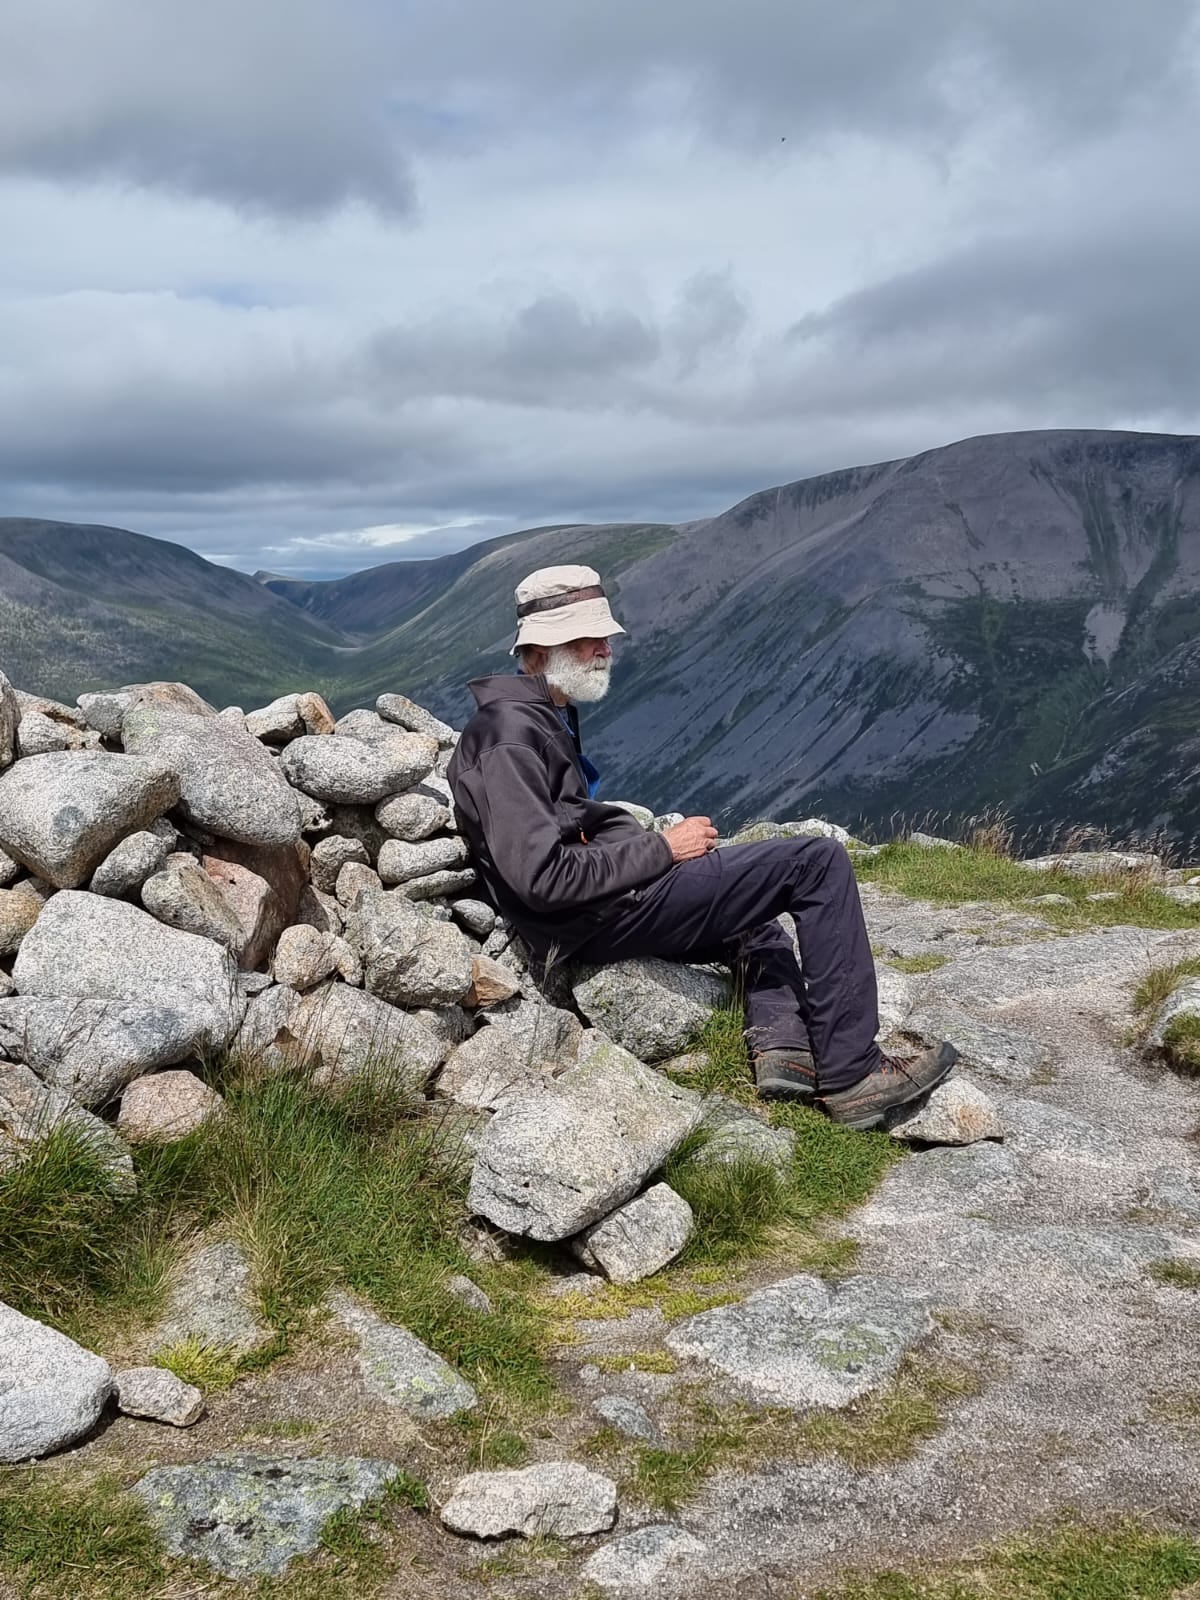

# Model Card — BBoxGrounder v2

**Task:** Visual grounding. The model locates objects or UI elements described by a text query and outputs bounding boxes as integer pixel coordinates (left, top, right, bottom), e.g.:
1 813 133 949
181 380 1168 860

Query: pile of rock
0 672 755 1278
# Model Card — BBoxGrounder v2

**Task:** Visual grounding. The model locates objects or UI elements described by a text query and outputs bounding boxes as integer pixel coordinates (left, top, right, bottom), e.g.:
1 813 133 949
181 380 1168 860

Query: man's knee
784 834 850 875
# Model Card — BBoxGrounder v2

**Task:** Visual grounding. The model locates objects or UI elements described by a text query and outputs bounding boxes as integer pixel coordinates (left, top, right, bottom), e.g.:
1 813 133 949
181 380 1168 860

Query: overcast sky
2 1 1198 578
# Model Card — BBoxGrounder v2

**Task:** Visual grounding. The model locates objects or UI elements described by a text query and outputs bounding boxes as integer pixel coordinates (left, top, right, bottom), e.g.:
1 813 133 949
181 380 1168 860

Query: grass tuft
887 953 950 975
1132 957 1200 1016
672 1004 757 1101
155 1336 241 1391
1147 1258 1200 1290
857 841 1200 931
0 1124 185 1339
0 1059 553 1406
821 1519 1200 1600
1159 1015 1200 1076
0 1467 428 1600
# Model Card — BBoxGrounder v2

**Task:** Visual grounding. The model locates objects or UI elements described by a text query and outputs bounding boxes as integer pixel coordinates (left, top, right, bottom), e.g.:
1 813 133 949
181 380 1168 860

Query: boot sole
755 1079 817 1105
821 1044 958 1131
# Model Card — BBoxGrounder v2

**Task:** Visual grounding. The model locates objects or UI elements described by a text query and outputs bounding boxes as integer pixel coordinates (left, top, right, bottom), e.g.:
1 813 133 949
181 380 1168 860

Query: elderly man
447 565 956 1129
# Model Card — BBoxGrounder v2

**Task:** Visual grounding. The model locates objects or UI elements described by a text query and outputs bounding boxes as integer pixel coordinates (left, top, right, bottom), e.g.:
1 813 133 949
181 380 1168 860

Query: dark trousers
572 837 880 1092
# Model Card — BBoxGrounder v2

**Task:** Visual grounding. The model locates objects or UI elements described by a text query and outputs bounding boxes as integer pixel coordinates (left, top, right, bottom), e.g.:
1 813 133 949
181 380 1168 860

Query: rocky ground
2 671 1199 1599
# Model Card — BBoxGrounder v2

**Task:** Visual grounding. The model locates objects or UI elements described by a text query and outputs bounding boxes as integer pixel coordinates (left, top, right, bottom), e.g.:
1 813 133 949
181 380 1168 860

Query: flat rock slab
440 1461 617 1539
856 1140 1022 1225
861 884 1051 958
666 1273 932 1410
1019 851 1162 878
133 1454 399 1577
152 1240 270 1358
328 1292 477 1418
13 892 245 1053
572 957 731 1063
0 750 179 888
469 1032 703 1241
861 1216 1190 1293
1000 1098 1114 1167
583 1524 708 1590
899 1006 1050 1086
0 1301 112 1462
0 995 211 1108
929 926 1192 1010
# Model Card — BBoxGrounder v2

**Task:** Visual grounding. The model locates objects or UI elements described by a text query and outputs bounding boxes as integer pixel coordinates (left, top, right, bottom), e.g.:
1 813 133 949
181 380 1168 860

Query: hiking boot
753 1048 818 1104
820 1042 959 1131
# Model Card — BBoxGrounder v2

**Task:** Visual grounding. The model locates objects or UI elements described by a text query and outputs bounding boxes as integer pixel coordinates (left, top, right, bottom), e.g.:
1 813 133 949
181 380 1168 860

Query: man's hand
662 815 719 862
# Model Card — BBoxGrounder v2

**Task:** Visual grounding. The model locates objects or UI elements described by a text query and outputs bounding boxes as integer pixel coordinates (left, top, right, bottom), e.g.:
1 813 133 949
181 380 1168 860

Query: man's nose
594 639 613 660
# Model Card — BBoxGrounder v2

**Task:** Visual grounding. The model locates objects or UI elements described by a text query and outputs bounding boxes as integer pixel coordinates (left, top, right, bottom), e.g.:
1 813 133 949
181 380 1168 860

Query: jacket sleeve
473 742 674 913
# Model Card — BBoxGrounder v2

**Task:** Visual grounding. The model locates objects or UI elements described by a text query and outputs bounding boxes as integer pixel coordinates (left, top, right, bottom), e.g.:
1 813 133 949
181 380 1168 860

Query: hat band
516 584 606 619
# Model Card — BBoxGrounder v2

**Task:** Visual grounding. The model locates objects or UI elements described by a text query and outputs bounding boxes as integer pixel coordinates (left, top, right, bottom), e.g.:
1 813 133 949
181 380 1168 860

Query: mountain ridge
3 427 1199 846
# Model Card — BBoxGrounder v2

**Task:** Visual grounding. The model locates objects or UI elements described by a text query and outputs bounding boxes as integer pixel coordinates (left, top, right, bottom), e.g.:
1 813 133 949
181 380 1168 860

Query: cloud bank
1 0 1197 575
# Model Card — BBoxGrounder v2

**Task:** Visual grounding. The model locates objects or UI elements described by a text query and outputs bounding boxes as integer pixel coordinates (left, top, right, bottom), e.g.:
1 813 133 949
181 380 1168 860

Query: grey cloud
406 0 1198 144
0 0 412 215
3 1 1195 218
776 211 1200 419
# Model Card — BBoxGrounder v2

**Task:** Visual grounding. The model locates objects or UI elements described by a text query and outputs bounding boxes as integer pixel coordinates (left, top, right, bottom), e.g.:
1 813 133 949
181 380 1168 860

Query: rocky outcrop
666 1273 933 1409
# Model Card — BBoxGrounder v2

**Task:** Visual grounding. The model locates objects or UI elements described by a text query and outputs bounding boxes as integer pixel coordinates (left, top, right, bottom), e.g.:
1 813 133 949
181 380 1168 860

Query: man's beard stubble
544 645 611 703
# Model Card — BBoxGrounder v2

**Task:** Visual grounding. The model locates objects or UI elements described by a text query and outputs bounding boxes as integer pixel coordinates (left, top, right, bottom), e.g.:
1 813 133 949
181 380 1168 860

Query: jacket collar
467 671 584 754
468 672 558 709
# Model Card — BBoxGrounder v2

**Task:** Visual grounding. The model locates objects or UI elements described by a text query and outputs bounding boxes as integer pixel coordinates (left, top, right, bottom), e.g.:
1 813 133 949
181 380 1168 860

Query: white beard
544 645 612 703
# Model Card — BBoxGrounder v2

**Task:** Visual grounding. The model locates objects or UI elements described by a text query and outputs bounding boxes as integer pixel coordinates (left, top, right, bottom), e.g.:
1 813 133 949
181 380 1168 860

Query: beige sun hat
510 564 626 654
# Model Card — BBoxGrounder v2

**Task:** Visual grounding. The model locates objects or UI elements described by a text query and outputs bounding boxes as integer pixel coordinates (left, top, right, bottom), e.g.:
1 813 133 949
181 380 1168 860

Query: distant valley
4 428 1200 848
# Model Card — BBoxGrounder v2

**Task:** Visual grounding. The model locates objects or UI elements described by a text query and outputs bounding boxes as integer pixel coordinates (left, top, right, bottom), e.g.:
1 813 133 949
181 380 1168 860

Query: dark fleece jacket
446 672 673 961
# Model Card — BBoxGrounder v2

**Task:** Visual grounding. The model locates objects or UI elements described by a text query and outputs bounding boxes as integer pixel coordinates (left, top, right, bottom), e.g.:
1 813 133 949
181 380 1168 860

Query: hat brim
510 596 626 654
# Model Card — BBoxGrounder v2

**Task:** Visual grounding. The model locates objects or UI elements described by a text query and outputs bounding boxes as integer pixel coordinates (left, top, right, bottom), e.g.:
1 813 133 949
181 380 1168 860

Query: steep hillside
0 518 344 707
286 430 1200 846
4 429 1200 846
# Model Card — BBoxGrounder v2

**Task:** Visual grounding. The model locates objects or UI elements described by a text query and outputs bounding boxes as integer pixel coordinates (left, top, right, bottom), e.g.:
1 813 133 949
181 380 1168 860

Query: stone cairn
0 669 860 1476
